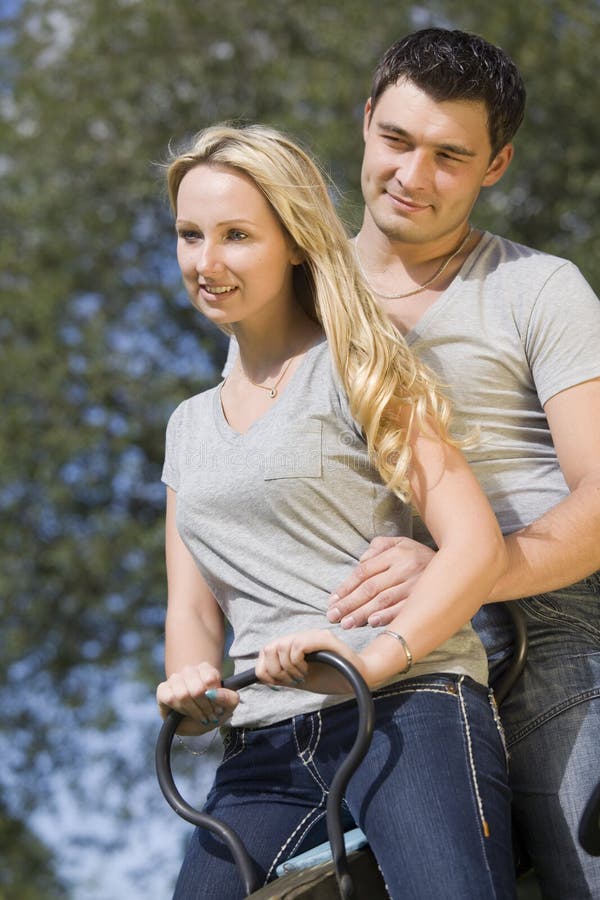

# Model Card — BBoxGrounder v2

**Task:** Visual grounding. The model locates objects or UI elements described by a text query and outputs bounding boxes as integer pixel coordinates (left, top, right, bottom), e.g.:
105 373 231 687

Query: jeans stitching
373 682 460 702
489 691 509 770
507 687 600 747
263 716 329 882
521 596 600 644
458 678 490 837
293 712 329 794
265 807 328 883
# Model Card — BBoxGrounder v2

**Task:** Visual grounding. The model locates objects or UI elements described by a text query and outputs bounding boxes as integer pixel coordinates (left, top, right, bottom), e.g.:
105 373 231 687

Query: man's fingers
359 536 405 561
329 580 412 627
328 570 401 621
367 600 407 628
328 557 392 607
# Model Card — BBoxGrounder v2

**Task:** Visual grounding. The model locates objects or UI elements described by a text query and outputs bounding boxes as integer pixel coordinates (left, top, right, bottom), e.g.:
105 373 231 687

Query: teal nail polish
205 689 218 701
200 717 209 726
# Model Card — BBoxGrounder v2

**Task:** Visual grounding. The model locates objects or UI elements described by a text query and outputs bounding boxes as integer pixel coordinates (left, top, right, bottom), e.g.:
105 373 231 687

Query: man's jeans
173 673 515 900
478 571 600 899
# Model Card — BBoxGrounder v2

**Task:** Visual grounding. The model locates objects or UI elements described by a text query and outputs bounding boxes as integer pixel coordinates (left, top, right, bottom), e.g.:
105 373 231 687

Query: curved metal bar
155 704 259 895
155 650 375 899
312 651 375 900
493 601 528 706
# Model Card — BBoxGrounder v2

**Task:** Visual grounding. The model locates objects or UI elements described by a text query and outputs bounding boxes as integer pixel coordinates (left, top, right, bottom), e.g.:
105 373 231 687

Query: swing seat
250 837 387 898
275 828 367 878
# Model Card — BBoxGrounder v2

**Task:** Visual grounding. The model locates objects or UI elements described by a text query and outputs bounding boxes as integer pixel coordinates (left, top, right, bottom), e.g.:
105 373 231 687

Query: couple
157 28 600 899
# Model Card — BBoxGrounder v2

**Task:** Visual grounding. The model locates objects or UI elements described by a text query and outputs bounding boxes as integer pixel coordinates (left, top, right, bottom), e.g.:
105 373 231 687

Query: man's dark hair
370 28 526 157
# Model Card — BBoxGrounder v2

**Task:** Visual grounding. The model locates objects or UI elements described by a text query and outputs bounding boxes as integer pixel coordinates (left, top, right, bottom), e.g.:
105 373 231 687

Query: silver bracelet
382 630 413 674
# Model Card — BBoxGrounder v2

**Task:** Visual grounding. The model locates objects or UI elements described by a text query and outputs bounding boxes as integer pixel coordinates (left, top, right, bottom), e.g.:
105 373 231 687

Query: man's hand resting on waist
327 536 436 629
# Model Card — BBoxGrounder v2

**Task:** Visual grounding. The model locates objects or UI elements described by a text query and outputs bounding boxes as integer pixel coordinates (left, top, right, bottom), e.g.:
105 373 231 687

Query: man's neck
354 218 481 333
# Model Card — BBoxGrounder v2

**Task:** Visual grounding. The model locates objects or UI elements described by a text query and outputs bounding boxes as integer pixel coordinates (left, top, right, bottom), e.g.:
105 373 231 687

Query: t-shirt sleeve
161 403 183 492
525 262 600 407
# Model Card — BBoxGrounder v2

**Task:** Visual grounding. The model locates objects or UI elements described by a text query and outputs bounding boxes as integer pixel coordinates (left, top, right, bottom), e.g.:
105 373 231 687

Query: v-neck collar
213 336 327 441
404 232 492 345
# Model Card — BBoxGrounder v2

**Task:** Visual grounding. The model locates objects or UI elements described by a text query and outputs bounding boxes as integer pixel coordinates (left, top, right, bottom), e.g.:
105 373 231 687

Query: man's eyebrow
376 122 477 158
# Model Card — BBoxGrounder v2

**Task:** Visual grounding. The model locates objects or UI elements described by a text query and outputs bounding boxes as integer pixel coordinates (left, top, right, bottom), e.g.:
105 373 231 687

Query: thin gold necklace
354 226 472 300
235 342 314 399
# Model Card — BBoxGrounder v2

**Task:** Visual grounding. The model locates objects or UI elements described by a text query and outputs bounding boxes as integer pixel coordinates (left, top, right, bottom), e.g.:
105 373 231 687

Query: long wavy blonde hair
167 123 452 500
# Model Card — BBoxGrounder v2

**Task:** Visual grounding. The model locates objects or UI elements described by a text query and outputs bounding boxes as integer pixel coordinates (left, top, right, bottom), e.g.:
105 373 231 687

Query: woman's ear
290 244 306 266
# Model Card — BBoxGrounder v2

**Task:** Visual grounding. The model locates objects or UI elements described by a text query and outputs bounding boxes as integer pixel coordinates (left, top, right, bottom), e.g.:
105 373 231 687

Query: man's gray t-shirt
408 232 600 538
405 232 600 655
163 339 488 727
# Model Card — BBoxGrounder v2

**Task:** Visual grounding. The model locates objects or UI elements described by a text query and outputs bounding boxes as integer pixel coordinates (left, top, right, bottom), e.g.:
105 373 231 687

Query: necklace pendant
268 387 277 398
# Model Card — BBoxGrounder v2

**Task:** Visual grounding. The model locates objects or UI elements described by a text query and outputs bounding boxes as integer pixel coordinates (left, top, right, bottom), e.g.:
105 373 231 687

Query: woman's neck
232 311 323 384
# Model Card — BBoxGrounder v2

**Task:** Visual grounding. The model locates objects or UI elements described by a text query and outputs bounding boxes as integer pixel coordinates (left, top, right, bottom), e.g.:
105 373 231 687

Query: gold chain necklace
234 341 316 398
353 226 472 300
242 355 295 398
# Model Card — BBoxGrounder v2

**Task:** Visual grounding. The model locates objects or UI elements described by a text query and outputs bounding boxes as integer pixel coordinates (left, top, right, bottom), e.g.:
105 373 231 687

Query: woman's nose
195 241 224 276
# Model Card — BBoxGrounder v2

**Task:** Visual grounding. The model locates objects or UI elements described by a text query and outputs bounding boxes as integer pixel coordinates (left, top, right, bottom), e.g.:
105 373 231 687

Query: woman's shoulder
166 382 221 430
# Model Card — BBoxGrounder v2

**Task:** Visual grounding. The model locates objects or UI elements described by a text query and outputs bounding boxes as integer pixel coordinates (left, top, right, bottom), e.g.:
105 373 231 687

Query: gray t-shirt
408 232 600 539
163 339 488 727
405 232 600 655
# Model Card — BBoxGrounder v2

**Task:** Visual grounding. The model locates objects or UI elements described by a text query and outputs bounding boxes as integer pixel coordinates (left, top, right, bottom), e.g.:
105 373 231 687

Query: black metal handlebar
493 602 529 707
156 650 375 899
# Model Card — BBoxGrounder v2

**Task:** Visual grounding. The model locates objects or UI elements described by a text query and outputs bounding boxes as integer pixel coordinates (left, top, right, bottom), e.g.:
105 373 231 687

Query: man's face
361 78 511 245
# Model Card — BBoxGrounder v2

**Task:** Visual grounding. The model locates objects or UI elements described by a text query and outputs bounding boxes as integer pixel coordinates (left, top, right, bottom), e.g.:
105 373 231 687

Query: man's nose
394 149 431 193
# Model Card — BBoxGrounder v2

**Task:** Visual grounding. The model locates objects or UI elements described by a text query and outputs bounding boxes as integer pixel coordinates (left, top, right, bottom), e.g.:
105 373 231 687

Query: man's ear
363 98 373 142
482 144 514 187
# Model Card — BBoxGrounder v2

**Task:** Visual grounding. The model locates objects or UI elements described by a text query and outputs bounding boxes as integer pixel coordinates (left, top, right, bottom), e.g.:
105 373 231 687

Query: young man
326 28 600 898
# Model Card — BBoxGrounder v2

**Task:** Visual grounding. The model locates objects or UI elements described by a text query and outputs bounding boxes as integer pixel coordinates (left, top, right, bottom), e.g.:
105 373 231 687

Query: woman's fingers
257 640 306 685
157 664 236 727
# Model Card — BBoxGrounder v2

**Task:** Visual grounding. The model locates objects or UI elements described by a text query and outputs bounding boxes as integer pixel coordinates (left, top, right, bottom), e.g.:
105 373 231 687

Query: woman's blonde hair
167 123 452 499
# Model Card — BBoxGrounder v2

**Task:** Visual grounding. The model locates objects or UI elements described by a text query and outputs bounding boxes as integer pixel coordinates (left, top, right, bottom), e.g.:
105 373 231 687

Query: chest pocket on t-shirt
262 421 322 480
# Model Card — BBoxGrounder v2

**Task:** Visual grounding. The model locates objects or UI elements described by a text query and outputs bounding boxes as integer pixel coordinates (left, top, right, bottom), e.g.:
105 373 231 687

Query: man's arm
488 376 600 601
328 377 600 628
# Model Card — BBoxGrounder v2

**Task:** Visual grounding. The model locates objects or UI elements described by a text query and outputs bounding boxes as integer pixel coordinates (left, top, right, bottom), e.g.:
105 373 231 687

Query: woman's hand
156 662 239 735
256 630 368 694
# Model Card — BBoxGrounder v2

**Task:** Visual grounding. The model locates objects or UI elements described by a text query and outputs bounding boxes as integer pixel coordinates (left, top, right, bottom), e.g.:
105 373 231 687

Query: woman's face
175 164 301 328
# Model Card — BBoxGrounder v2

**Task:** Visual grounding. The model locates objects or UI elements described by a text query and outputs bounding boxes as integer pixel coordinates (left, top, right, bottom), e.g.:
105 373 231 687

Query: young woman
156 123 516 899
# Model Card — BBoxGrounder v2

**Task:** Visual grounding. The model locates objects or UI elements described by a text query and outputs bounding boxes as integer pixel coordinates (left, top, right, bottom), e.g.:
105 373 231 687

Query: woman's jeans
173 673 516 900
478 571 600 899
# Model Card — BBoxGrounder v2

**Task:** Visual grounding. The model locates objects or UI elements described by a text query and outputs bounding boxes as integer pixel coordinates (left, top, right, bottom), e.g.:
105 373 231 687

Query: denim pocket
520 573 600 646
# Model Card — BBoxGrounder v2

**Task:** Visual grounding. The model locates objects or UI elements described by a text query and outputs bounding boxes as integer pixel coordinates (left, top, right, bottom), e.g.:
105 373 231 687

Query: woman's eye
228 230 248 241
178 230 201 241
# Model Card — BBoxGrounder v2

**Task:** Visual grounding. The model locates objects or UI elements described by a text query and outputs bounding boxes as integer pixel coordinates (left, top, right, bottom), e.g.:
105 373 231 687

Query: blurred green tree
1 0 597 892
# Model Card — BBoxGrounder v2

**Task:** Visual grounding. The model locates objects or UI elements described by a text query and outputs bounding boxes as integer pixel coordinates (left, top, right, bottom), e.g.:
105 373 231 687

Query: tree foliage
1 0 598 893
